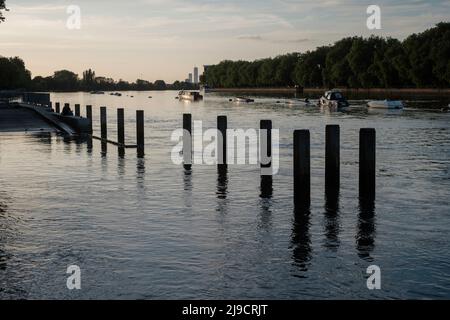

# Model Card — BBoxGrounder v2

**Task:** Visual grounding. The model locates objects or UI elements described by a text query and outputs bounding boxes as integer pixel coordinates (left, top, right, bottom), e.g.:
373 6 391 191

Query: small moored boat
319 90 349 108
286 98 313 106
367 100 404 109
178 91 203 101
234 97 254 103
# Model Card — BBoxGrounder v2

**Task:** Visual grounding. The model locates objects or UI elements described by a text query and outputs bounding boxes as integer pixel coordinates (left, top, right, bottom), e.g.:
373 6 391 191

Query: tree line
203 22 450 89
0 62 199 91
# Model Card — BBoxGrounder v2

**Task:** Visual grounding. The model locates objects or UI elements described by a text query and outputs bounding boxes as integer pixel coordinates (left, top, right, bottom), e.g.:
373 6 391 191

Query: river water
0 91 449 299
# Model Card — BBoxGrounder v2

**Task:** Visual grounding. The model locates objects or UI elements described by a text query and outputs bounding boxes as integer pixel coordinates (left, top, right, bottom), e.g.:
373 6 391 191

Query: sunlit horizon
1 0 449 82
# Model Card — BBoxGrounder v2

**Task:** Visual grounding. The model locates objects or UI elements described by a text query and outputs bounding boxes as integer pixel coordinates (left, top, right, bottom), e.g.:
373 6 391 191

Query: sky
0 0 449 82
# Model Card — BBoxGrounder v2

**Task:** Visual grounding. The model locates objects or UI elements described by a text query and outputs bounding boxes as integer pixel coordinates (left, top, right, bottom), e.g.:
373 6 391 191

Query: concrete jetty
0 103 56 133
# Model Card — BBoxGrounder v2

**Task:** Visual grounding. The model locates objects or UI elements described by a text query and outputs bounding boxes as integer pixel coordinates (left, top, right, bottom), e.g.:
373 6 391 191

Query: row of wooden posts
54 103 376 207
183 113 376 207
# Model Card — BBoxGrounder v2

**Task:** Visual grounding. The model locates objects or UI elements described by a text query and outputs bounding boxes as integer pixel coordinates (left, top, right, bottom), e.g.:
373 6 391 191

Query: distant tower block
194 67 199 84
188 73 193 83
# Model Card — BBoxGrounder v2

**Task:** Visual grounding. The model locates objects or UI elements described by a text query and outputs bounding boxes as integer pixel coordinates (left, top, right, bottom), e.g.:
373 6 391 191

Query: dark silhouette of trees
24 69 197 92
203 23 450 89
82 69 96 90
0 56 31 89
51 70 79 91
0 0 7 23
153 80 167 90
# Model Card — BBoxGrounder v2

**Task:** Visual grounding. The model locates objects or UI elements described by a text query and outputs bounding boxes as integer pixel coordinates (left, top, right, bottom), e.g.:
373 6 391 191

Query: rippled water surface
0 91 449 299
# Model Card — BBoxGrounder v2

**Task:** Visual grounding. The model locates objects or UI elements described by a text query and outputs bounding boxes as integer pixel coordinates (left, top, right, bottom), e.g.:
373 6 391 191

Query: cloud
273 38 311 44
237 35 264 41
1 0 448 82
237 35 310 44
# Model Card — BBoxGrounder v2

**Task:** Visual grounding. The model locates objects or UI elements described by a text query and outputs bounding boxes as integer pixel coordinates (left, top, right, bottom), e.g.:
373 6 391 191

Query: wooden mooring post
260 120 272 171
117 108 125 145
55 102 60 114
75 104 80 117
136 110 145 158
325 125 340 198
183 113 192 170
100 106 107 140
117 108 125 156
100 106 107 154
359 128 376 201
294 130 311 209
260 120 273 198
217 115 227 170
86 105 93 133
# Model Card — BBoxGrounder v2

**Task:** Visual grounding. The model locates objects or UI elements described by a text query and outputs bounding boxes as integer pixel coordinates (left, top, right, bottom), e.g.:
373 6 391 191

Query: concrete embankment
0 104 57 133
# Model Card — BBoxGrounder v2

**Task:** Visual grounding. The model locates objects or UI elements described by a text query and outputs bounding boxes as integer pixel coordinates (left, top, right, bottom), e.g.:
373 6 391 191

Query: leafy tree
82 69 96 90
0 0 7 23
257 58 278 87
0 56 31 89
274 53 299 86
135 79 152 90
294 47 329 87
52 70 79 91
153 80 167 90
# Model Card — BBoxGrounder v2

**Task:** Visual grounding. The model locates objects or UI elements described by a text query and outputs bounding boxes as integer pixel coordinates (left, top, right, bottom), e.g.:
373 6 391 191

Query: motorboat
367 100 404 109
319 90 349 108
178 91 203 101
234 97 254 103
90 91 105 95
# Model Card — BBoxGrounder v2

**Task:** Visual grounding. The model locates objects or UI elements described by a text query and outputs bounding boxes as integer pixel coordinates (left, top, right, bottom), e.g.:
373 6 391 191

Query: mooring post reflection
136 157 146 190
183 167 192 192
356 197 376 260
32 132 52 145
291 207 312 273
101 141 107 157
324 192 341 251
216 166 228 199
118 155 126 178
87 135 93 154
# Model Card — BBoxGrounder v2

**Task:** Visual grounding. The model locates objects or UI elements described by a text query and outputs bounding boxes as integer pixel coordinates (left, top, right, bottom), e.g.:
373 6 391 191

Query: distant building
193 67 199 84
188 73 193 83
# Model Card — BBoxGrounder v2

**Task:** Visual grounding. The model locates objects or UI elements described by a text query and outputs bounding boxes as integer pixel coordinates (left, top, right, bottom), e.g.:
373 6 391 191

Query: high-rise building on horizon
193 67 199 84
188 73 193 83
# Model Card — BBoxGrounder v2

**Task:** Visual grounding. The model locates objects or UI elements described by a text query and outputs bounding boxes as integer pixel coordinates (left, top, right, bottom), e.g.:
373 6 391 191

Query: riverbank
208 87 450 96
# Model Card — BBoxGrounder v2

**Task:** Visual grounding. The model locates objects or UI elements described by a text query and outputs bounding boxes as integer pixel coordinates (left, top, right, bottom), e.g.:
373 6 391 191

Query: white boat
234 97 254 103
286 98 313 106
367 100 404 109
319 90 349 108
178 91 203 101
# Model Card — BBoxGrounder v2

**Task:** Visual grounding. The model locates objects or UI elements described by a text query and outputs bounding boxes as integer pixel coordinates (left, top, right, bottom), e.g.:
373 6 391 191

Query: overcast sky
1 0 448 82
